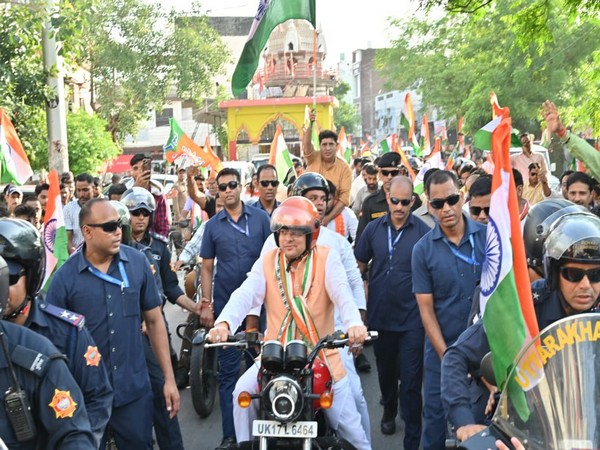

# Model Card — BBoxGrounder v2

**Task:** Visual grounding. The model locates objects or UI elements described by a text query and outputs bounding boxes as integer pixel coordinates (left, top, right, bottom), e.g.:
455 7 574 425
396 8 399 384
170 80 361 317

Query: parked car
250 153 270 170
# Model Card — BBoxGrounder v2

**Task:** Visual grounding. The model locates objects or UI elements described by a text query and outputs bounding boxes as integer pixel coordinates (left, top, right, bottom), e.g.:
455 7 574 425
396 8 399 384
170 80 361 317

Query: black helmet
0 219 45 296
523 199 587 276
543 213 600 288
291 172 329 198
121 187 156 213
110 201 132 243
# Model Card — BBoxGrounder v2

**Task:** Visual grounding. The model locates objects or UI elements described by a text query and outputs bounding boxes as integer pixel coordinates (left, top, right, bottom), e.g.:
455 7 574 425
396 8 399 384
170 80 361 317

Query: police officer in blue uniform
0 255 95 449
0 218 113 448
119 189 200 450
441 210 600 443
46 198 179 450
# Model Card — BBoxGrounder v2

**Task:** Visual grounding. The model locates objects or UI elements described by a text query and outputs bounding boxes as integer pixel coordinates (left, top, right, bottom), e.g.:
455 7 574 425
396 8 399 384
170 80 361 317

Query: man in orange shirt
302 112 352 226
208 197 370 449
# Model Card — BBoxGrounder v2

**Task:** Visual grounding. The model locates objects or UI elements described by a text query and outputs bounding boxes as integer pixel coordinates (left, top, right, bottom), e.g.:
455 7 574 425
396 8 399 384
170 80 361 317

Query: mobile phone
143 159 151 172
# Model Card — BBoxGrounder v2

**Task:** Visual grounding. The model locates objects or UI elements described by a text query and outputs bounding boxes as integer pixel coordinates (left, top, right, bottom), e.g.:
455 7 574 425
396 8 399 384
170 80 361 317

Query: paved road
164 302 409 450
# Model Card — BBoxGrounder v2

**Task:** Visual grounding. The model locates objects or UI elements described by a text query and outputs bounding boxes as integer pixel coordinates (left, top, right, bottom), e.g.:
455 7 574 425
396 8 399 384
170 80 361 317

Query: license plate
252 420 317 438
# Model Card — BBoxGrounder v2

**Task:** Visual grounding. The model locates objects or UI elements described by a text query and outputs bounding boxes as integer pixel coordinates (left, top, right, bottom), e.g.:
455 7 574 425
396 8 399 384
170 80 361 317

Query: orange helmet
271 196 320 249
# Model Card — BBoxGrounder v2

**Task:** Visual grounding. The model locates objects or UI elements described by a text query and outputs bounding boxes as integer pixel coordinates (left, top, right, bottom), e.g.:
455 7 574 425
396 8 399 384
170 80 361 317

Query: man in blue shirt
248 164 280 216
412 170 486 450
46 198 179 450
0 218 113 447
200 167 271 450
355 176 430 449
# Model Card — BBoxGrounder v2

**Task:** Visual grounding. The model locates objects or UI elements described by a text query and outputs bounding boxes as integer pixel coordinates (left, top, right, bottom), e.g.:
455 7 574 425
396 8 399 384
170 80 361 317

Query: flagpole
312 28 317 109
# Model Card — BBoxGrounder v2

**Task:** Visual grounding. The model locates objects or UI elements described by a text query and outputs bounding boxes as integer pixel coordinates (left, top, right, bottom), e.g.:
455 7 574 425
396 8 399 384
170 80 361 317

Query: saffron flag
232 0 316 97
490 91 509 119
479 111 539 418
269 125 293 183
0 108 33 185
42 170 69 291
337 127 352 163
163 118 223 171
401 93 421 155
445 148 457 171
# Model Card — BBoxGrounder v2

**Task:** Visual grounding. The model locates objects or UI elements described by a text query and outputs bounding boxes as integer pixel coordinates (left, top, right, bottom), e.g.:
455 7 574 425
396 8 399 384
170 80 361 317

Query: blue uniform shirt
46 245 162 407
248 199 280 217
441 279 570 429
412 215 486 345
0 321 95 449
354 213 431 331
200 203 271 316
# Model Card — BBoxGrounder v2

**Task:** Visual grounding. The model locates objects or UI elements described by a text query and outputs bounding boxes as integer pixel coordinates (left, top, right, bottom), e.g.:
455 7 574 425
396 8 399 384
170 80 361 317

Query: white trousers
232 362 372 450
339 348 371 444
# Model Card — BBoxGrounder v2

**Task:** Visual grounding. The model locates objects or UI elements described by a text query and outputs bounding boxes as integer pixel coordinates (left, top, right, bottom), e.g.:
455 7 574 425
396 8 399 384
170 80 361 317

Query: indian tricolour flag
42 170 69 291
414 138 444 194
379 134 396 154
420 114 431 156
400 93 421 156
232 0 316 97
0 108 33 185
337 127 352 163
269 125 293 183
479 112 540 419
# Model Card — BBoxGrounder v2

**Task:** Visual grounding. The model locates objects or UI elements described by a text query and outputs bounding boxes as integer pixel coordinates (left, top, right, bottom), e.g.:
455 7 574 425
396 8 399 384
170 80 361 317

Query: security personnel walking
441 210 600 444
412 170 486 450
0 255 96 449
0 218 113 448
354 176 430 449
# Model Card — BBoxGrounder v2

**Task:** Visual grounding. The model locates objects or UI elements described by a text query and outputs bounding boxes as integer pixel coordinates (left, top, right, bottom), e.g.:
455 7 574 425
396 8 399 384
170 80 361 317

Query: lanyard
88 261 130 292
444 234 480 267
387 225 404 261
227 213 249 237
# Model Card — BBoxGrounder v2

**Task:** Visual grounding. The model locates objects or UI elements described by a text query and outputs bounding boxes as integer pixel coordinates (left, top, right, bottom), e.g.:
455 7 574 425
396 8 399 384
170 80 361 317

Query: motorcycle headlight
263 376 303 423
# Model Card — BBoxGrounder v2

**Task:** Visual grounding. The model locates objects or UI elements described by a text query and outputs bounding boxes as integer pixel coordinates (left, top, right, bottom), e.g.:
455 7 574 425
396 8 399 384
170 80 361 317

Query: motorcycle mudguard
192 328 207 345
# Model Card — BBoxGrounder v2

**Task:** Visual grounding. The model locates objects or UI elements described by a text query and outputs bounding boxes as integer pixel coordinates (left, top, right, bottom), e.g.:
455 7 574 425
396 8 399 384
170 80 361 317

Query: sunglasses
130 209 151 217
559 266 600 283
469 206 490 216
390 196 412 206
429 194 461 210
9 270 25 286
259 180 280 188
218 180 240 192
86 219 122 233
380 169 400 177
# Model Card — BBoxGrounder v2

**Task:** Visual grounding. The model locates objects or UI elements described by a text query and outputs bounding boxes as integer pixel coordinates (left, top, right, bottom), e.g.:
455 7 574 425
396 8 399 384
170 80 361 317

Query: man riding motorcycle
208 196 371 449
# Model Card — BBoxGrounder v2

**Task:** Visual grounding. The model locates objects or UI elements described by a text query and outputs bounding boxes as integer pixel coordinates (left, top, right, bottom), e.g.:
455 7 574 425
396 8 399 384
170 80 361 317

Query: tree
377 0 600 137
333 81 360 134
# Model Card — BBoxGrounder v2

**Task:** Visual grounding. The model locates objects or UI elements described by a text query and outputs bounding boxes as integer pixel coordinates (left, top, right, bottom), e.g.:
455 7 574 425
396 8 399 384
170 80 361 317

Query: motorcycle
448 313 600 450
175 267 217 418
206 330 378 450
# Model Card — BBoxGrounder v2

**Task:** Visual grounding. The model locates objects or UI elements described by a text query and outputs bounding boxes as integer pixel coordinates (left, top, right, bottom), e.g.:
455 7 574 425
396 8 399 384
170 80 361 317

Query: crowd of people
0 99 598 450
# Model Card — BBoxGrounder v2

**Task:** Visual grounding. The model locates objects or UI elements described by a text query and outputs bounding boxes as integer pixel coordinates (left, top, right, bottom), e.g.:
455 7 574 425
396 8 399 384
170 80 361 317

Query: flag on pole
269 125 293 183
420 114 430 157
379 134 397 154
445 148 457 171
401 93 421 155
490 91 509 119
479 111 539 419
337 127 352 163
457 116 465 154
163 118 223 171
396 145 416 180
232 0 316 97
0 108 33 185
414 137 444 195
41 170 68 291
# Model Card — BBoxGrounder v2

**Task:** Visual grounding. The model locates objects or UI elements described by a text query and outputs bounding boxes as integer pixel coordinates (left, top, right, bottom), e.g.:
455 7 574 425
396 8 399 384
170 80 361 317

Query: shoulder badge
150 232 168 244
49 389 77 419
83 345 102 367
39 303 85 330
11 345 49 376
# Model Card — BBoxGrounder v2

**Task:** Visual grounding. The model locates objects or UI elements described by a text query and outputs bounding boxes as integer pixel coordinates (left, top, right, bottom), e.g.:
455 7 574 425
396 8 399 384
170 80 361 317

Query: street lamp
2 0 69 173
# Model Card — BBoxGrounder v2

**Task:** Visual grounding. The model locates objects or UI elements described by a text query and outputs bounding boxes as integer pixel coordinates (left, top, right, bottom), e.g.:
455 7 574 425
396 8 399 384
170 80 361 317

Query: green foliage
333 81 351 99
377 0 600 137
1 0 230 166
335 101 361 135
66 111 119 174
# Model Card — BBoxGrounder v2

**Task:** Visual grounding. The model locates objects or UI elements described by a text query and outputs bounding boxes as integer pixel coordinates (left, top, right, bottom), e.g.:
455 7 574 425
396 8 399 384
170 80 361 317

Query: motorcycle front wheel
190 341 217 417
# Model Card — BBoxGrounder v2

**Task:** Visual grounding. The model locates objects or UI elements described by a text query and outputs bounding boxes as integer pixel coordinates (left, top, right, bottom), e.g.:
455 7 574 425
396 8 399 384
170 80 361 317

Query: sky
153 0 419 65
